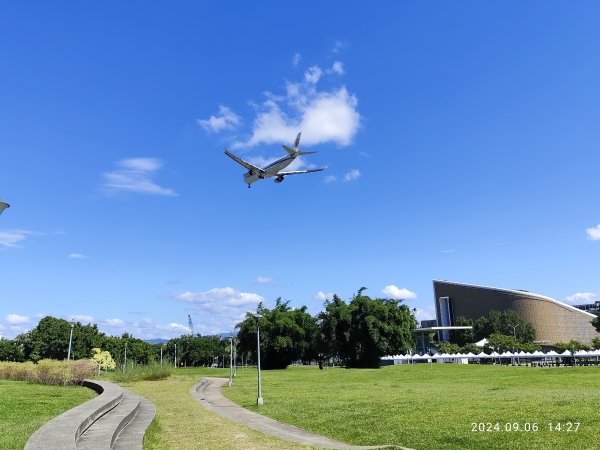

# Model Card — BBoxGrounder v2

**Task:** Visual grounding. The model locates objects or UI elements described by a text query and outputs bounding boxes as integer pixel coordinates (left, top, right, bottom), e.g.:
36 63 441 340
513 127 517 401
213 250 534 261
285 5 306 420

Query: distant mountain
145 338 168 344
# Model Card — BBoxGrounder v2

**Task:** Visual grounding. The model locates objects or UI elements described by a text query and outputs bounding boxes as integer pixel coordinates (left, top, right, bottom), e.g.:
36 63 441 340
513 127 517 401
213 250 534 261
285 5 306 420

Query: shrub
109 364 173 383
0 359 96 385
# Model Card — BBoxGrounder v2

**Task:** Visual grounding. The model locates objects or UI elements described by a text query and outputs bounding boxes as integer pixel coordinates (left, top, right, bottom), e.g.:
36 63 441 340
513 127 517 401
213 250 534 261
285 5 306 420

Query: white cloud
197 105 241 133
343 169 361 182
165 322 191 333
565 292 600 305
68 253 87 259
414 305 437 323
304 66 323 84
256 275 273 284
67 314 94 324
292 53 302 67
104 318 125 326
0 229 35 248
173 287 265 333
314 291 335 301
6 314 30 325
382 285 418 300
332 40 345 53
102 158 177 197
232 74 360 149
586 224 600 240
324 175 337 183
442 249 456 254
328 61 345 75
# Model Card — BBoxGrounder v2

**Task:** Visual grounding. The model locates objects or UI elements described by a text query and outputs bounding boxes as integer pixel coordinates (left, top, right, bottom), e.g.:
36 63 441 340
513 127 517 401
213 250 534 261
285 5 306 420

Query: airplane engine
274 175 284 183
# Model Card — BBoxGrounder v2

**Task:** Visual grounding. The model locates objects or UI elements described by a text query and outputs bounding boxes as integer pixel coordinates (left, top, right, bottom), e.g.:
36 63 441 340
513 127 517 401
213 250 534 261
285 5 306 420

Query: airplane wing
276 168 325 176
224 150 264 174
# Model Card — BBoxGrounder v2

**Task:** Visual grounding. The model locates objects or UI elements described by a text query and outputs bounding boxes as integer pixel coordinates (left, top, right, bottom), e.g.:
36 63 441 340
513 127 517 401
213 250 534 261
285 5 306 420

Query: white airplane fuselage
243 154 297 185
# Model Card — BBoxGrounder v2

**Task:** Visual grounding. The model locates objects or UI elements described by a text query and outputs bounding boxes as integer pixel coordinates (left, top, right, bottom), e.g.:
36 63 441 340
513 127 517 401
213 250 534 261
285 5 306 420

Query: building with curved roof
433 280 599 346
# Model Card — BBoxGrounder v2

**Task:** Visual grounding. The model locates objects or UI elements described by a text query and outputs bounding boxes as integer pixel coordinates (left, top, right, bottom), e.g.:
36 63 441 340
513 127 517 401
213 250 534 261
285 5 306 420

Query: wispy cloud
197 105 242 133
173 287 264 333
5 314 30 325
67 314 94 324
102 158 177 197
0 229 35 248
586 224 600 240
343 169 361 182
382 285 417 300
565 292 600 305
314 291 335 301
68 253 87 259
328 61 345 75
442 249 456 254
304 66 323 84
324 175 337 183
292 53 302 67
256 275 274 284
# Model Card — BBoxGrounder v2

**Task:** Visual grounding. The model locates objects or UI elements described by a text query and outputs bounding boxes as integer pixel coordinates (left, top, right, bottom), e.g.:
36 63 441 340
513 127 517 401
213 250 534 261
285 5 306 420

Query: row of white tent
382 349 600 361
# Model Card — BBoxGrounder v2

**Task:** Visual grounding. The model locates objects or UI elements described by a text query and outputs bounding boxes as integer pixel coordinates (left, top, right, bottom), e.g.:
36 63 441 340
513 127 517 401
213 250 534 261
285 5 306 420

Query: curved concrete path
25 379 155 450
191 377 409 450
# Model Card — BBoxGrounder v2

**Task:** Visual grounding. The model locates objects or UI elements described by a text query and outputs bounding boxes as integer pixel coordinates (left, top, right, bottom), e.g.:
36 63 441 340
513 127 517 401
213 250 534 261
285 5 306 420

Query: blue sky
1 2 600 339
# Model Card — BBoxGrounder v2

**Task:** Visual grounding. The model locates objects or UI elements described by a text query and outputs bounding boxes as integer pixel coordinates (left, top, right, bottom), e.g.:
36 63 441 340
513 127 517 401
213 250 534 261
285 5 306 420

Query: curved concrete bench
25 379 123 450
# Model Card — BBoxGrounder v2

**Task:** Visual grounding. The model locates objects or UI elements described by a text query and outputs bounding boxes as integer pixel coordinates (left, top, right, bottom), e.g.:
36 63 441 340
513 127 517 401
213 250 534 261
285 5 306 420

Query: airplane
224 132 325 188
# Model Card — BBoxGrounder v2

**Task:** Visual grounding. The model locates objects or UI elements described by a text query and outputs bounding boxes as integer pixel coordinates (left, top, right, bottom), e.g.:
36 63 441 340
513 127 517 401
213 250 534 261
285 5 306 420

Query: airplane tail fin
283 132 308 155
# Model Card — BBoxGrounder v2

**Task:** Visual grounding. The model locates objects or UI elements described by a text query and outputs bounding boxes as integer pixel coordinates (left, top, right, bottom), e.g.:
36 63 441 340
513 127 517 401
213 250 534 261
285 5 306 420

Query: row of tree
0 316 231 368
3 291 598 369
236 288 417 369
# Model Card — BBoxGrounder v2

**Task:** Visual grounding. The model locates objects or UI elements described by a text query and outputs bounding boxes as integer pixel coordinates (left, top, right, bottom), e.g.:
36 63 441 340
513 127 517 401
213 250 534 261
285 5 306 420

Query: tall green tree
237 299 317 369
316 294 351 364
342 288 416 368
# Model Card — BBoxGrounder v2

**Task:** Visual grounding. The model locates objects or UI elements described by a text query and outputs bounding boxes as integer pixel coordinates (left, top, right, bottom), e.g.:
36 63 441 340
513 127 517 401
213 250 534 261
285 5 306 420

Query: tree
592 336 600 350
460 343 481 354
237 299 318 369
316 294 351 365
0 339 25 361
449 316 474 346
437 342 461 354
91 348 116 370
592 316 600 333
486 333 519 353
341 289 416 368
553 340 590 352
473 310 535 343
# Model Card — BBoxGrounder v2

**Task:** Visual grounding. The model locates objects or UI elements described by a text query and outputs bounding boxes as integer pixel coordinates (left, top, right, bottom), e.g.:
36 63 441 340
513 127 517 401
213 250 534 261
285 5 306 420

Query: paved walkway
190 377 410 450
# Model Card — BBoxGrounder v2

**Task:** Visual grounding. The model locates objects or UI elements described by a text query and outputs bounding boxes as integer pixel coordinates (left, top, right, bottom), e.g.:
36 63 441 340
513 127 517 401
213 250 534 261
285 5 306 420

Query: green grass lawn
222 364 600 450
122 367 313 450
0 380 96 449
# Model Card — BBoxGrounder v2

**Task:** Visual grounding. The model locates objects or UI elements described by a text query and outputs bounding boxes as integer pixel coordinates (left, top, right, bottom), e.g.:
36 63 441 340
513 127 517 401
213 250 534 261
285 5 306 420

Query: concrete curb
191 377 409 450
25 379 123 450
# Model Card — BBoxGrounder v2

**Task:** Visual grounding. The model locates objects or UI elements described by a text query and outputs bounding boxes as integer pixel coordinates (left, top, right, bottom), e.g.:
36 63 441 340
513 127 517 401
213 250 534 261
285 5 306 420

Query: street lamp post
512 324 520 366
174 343 177 368
160 346 163 365
233 337 237 377
124 342 128 372
67 322 75 361
228 333 233 387
254 314 263 405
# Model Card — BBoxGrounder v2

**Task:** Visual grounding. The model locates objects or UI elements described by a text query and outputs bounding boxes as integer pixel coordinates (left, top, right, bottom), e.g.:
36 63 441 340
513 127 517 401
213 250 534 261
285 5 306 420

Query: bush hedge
0 359 96 385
